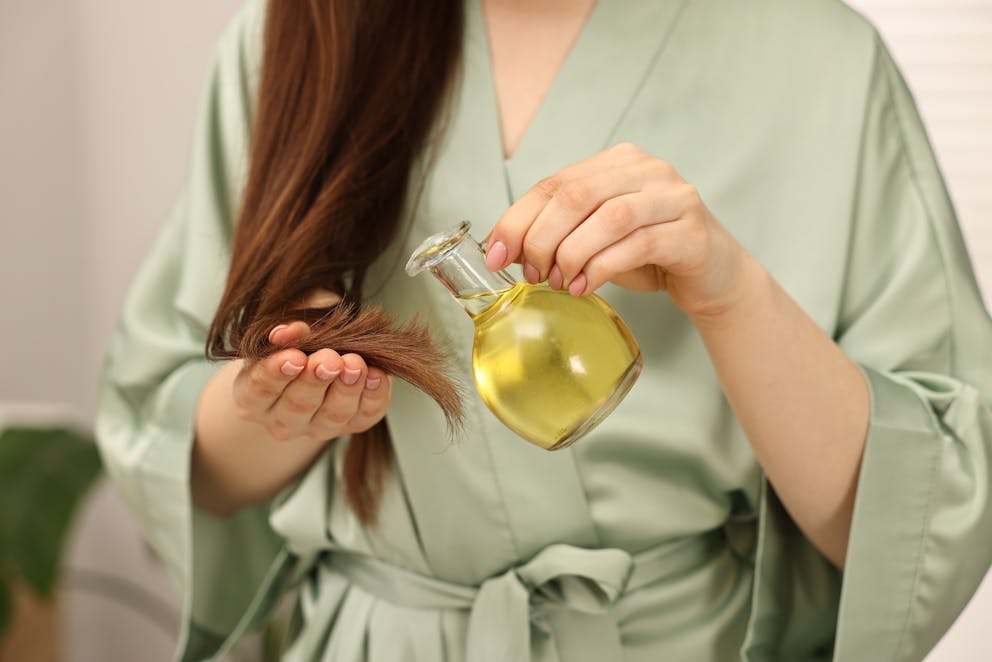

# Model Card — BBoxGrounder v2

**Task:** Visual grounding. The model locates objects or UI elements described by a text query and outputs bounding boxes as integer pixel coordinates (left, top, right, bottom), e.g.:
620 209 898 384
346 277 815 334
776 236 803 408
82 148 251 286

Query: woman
96 0 992 660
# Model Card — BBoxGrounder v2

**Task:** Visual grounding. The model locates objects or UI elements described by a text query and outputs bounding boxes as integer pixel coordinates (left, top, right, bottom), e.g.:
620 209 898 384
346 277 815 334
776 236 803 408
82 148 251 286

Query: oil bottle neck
429 239 516 317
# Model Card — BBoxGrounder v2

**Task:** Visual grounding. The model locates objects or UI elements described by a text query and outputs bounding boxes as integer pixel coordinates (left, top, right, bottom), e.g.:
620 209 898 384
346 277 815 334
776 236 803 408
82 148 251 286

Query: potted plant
0 420 102 659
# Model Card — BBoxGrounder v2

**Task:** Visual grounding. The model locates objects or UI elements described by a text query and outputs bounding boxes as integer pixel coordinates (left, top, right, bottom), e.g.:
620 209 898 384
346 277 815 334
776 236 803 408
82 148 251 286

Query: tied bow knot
466 544 634 662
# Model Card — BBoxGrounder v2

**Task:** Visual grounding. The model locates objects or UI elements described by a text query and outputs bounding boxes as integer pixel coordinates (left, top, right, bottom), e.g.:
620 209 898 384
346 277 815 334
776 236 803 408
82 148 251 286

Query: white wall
0 2 85 410
0 0 989 660
70 0 245 416
0 0 242 419
1 3 242 661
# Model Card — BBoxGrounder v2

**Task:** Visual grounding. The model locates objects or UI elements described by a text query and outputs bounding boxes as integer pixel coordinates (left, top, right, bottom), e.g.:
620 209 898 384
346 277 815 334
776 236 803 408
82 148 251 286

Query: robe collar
444 0 692 209
401 0 694 570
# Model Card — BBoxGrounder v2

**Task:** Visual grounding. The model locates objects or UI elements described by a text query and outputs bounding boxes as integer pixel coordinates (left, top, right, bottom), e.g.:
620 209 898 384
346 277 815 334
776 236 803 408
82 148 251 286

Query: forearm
691 256 870 567
482 143 871 565
191 360 331 516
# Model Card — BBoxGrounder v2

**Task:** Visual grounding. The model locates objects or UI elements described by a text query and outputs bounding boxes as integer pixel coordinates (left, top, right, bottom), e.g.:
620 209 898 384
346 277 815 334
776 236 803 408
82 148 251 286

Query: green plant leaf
0 427 103 597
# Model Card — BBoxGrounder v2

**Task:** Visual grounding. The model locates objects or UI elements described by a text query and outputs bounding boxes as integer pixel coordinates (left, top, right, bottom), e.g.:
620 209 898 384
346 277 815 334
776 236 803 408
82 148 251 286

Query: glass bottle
406 221 642 450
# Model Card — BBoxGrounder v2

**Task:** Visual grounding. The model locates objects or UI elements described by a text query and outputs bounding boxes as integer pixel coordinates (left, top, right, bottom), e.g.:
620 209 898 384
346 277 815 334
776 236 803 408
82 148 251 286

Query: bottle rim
405 220 474 277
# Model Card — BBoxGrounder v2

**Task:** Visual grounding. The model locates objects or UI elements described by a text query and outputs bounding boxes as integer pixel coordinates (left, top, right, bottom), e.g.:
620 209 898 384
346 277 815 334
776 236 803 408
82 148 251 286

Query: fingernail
485 240 508 271
365 376 382 390
315 364 339 381
523 261 540 284
280 360 304 377
268 324 289 343
568 273 587 296
548 265 563 290
341 368 362 385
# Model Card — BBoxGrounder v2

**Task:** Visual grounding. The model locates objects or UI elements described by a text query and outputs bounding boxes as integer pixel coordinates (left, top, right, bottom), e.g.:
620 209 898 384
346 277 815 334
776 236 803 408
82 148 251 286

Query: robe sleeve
93 1 285 659
743 31 992 662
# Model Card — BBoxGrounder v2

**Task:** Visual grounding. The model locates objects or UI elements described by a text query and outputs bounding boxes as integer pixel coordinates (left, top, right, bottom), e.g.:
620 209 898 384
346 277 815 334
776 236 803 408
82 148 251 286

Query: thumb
301 288 342 309
268 320 311 345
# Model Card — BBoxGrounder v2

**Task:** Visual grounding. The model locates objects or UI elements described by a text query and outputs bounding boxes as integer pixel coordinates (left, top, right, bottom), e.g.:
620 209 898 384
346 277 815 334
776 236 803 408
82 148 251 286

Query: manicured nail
568 273 587 296
268 324 289 343
365 376 382 390
341 368 362 385
315 364 339 381
523 261 540 284
280 360 304 377
548 265 563 290
486 241 509 271
485 240 508 271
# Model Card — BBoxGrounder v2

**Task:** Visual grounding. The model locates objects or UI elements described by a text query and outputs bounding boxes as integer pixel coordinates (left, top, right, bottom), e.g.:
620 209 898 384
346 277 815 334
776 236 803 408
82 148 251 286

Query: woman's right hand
231 318 392 443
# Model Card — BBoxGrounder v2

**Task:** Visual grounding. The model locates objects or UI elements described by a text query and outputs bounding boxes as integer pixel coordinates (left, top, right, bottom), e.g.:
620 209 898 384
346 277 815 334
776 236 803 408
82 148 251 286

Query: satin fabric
96 0 992 660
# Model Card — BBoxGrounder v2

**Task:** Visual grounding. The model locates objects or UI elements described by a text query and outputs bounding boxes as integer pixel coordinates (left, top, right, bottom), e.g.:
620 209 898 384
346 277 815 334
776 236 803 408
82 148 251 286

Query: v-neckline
467 0 691 202
389 0 693 570
481 0 597 161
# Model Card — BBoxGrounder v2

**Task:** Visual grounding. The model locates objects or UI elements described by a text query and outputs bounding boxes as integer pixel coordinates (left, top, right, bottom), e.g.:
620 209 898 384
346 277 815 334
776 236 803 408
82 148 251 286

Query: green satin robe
95 0 992 660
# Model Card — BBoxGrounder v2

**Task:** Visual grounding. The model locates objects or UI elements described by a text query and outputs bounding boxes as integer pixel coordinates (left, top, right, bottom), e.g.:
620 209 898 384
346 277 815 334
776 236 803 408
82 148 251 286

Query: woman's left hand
485 142 755 318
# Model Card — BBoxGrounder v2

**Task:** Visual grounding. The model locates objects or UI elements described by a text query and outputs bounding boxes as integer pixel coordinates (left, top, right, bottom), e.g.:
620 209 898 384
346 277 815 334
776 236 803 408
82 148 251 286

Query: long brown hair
207 1 465 522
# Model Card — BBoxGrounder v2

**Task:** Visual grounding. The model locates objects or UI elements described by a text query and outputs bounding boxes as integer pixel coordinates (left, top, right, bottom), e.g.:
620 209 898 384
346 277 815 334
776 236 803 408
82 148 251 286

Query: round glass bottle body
407 221 642 450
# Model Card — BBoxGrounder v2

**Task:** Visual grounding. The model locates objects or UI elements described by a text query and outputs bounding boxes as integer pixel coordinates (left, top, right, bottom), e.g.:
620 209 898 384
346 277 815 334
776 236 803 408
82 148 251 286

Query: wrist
686 252 773 331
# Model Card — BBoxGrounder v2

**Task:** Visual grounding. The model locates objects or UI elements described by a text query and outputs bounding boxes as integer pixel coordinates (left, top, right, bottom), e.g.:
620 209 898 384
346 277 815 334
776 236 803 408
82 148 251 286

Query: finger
268 320 311 345
571 224 681 295
553 188 685 287
520 161 660 283
485 180 560 273
270 348 344 434
312 353 368 432
344 367 392 433
300 288 342 308
232 347 309 417
485 143 646 272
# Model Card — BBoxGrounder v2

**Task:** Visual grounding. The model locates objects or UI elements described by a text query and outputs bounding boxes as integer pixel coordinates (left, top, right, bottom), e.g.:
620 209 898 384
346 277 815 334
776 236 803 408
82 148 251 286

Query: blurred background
0 0 989 660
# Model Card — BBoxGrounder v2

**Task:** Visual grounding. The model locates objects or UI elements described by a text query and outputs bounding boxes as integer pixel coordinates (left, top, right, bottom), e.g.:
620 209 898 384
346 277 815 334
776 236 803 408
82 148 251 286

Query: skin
484 0 596 158
190 0 593 519
483 143 869 569
195 0 870 569
483 0 869 570
191 291 393 516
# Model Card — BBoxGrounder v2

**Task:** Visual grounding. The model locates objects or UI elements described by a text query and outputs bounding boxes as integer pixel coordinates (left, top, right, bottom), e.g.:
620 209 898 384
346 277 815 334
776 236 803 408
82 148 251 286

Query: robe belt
319 526 731 662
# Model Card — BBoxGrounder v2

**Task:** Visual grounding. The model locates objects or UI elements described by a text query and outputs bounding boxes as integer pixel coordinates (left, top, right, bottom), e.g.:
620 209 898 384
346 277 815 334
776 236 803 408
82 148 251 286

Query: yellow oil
461 283 642 450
